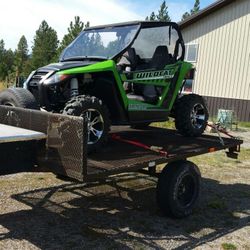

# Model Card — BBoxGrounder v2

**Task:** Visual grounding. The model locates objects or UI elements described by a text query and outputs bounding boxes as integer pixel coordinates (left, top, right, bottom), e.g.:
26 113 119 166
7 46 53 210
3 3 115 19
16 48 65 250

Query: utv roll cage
61 21 185 63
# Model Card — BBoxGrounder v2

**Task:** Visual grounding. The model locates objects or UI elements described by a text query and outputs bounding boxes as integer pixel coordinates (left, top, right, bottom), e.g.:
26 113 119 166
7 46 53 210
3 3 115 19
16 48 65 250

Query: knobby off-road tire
156 160 201 218
0 88 39 109
175 94 208 137
63 95 111 153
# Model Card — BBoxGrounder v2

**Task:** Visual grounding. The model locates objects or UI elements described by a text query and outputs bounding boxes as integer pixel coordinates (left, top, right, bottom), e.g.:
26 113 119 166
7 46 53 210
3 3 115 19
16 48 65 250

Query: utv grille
29 71 51 86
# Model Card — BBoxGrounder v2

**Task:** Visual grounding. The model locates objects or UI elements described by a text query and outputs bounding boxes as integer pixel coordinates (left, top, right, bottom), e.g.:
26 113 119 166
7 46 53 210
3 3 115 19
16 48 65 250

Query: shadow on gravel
0 173 249 249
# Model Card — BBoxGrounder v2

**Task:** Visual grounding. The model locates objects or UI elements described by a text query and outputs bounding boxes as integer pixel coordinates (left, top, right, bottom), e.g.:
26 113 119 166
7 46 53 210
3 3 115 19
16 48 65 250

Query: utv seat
117 48 138 71
125 46 172 104
131 46 171 104
149 45 171 69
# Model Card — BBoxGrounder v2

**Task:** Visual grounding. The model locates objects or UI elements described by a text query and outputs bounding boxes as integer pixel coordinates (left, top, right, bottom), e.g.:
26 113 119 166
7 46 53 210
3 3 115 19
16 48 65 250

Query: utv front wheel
175 94 208 137
63 95 111 153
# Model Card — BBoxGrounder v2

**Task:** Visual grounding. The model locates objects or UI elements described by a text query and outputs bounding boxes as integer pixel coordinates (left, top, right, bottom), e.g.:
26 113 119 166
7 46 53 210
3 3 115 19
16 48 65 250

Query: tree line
0 0 200 86
0 16 89 85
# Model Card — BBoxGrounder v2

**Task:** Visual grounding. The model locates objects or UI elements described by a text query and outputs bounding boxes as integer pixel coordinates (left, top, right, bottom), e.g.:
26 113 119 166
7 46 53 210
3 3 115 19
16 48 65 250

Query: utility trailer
0 105 243 218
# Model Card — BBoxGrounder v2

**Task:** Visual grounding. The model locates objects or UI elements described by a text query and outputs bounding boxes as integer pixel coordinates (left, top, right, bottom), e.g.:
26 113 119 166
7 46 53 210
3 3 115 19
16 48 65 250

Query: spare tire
0 88 39 109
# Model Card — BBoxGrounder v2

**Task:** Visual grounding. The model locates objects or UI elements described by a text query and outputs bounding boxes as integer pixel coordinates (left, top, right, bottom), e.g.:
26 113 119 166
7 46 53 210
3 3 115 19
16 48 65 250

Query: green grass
238 121 250 128
221 243 237 250
190 148 250 168
152 116 250 133
152 118 175 129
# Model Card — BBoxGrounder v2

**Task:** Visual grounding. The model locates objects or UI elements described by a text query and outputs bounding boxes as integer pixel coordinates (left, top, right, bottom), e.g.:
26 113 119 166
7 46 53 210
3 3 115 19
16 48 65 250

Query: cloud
0 0 143 51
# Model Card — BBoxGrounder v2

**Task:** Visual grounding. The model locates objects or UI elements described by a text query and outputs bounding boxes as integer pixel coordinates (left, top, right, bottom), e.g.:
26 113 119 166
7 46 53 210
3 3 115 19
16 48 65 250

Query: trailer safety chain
111 133 168 157
206 123 237 146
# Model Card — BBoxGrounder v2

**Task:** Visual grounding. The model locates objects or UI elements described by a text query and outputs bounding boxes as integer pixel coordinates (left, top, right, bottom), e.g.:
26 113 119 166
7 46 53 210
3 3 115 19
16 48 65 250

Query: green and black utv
0 21 208 152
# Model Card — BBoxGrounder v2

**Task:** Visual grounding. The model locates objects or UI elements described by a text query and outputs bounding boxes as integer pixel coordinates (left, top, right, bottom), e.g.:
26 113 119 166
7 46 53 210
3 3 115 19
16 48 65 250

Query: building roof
179 0 235 29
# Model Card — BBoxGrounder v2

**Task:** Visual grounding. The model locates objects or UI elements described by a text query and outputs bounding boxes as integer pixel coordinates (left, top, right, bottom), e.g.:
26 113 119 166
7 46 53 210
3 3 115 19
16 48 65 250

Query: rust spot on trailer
208 147 216 152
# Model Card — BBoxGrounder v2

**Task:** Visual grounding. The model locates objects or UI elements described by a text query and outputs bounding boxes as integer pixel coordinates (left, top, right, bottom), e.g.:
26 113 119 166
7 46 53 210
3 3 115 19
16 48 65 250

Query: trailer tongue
0 105 243 218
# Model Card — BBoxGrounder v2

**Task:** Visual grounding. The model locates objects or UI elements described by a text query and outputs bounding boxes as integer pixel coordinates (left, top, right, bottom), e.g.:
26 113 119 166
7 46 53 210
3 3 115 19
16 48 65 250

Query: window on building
185 43 199 62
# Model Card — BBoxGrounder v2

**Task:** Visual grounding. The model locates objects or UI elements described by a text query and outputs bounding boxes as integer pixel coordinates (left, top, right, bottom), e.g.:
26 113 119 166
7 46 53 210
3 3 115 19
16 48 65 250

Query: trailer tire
0 88 39 109
156 160 201 218
175 94 208 137
63 95 111 153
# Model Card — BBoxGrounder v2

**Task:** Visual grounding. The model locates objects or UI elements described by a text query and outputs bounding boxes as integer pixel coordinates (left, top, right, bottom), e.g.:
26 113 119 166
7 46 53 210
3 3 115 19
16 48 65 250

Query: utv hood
38 61 95 72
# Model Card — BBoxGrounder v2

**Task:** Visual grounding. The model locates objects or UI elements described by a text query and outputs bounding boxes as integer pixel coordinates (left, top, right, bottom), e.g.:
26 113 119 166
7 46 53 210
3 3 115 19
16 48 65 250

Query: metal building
180 0 250 121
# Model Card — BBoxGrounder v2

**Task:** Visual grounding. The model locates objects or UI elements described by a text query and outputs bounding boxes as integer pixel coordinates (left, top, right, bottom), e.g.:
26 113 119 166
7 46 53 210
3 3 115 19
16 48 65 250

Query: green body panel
60 60 129 108
60 59 193 113
122 61 192 111
167 61 192 110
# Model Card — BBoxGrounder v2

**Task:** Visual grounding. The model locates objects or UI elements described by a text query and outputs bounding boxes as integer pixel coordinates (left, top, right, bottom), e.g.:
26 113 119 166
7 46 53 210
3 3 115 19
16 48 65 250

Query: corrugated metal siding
204 96 250 121
182 0 250 101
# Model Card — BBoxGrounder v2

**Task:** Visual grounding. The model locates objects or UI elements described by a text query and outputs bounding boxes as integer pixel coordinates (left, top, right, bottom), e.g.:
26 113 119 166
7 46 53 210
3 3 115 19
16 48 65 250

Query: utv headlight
43 73 71 84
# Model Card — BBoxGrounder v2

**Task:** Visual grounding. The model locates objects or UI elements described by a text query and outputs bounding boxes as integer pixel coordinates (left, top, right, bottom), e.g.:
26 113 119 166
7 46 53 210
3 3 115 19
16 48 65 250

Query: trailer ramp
0 105 87 180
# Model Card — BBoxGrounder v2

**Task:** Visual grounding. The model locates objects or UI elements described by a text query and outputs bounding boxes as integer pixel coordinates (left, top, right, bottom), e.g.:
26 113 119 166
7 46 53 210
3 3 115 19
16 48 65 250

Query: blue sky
126 0 215 20
0 0 215 51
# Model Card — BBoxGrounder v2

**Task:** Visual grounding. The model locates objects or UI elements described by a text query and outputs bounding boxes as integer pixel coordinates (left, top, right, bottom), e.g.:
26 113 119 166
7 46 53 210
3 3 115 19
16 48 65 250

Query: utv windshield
60 25 139 61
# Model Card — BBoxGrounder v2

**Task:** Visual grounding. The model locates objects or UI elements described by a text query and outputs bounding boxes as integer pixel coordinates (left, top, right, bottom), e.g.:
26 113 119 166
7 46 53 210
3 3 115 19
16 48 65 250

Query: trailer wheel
156 160 201 218
175 94 208 137
0 88 39 109
63 95 111 153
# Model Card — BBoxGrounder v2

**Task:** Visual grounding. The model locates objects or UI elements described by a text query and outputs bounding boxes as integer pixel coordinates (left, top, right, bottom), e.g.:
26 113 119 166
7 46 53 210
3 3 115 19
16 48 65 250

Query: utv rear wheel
175 94 208 137
63 95 111 153
0 88 39 109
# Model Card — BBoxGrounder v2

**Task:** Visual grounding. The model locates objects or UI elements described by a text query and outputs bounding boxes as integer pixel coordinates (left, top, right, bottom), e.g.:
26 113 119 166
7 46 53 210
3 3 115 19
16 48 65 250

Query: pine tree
182 0 200 21
0 40 15 82
156 1 171 22
182 12 190 21
15 35 28 76
57 16 89 57
146 11 156 21
145 1 171 22
31 20 58 69
0 40 6 80
191 0 200 15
